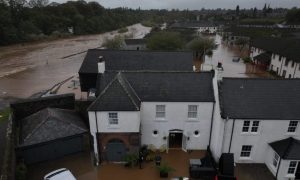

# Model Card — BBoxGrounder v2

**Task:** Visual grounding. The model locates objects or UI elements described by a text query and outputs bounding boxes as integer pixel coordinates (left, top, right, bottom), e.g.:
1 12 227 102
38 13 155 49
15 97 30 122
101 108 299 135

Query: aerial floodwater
0 24 151 109
0 27 259 109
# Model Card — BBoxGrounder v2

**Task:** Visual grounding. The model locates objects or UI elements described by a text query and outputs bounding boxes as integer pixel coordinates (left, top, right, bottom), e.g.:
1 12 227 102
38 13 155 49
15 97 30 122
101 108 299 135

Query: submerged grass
0 108 10 124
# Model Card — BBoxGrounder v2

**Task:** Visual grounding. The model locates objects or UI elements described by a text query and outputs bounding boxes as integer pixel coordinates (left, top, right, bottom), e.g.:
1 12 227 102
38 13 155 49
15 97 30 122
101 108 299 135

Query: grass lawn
0 108 10 124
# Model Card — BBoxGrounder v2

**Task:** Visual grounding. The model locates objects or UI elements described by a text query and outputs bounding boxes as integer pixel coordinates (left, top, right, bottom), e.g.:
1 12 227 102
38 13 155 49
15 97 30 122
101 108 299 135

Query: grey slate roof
20 108 87 147
221 78 300 120
270 137 300 160
89 72 141 111
124 39 146 45
88 71 215 111
79 49 193 74
251 38 300 62
253 52 272 64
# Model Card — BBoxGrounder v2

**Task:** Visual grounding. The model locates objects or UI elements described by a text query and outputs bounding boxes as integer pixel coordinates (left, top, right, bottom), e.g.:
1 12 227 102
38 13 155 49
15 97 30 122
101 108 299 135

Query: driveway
235 163 275 180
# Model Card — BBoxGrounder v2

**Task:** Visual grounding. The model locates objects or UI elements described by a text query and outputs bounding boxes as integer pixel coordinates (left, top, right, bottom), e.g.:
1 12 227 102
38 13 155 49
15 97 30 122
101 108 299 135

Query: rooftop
124 39 146 45
89 71 215 111
79 49 193 74
220 78 300 120
20 108 87 147
252 37 300 62
270 137 300 160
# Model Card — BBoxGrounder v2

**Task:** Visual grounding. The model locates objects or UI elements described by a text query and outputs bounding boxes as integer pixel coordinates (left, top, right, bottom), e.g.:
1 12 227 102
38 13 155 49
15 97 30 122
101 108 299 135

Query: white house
87 71 216 164
210 78 300 180
250 38 300 78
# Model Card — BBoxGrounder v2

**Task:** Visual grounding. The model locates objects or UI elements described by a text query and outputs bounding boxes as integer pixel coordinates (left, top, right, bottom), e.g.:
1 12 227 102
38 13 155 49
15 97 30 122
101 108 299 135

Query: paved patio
27 150 206 180
27 150 276 180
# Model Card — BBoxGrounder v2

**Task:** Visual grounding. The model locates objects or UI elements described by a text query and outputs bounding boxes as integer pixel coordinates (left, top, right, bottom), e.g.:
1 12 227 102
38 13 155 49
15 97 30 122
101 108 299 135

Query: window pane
240 145 252 157
287 161 297 174
108 113 118 125
288 121 298 132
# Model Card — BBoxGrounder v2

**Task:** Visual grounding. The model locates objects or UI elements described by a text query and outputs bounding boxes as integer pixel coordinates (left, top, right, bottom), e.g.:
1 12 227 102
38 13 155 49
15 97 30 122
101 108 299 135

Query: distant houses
123 39 147 50
169 21 219 35
250 38 300 78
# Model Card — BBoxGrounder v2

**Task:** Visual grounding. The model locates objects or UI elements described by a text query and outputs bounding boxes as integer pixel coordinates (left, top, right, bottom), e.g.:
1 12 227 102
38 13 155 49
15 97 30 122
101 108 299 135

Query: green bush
243 57 252 64
124 153 138 167
0 108 10 124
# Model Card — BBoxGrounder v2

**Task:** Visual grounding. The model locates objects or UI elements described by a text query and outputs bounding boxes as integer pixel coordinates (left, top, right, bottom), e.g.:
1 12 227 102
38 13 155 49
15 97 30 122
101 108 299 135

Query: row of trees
0 0 147 45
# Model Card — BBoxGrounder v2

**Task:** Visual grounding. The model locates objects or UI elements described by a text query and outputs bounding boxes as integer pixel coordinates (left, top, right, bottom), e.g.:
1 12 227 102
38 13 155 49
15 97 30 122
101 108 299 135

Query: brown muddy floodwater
0 24 151 108
0 30 264 109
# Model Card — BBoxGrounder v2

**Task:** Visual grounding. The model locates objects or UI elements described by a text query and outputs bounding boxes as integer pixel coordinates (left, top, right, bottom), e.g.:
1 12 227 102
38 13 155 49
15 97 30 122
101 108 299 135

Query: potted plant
157 163 175 178
124 153 138 167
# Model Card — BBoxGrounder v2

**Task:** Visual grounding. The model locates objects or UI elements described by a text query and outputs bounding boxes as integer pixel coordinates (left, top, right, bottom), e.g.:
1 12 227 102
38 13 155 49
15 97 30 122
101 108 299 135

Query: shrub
243 57 252 63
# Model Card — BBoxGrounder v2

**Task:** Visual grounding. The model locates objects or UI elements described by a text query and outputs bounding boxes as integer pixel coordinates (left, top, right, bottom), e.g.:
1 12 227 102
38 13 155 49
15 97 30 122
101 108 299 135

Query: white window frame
272 152 280 168
242 120 260 133
287 121 299 133
240 145 252 158
155 105 166 119
188 105 198 119
108 112 118 126
287 161 298 175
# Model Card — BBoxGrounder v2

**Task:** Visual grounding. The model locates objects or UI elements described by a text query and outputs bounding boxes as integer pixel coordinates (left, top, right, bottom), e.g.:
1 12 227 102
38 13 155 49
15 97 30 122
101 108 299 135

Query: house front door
169 130 183 149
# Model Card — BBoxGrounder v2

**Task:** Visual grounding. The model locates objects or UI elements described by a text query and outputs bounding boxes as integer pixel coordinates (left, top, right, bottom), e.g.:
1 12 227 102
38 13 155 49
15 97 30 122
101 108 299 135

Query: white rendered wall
210 70 225 161
269 54 284 75
277 160 299 180
280 59 299 78
140 101 214 150
222 119 300 164
265 146 279 177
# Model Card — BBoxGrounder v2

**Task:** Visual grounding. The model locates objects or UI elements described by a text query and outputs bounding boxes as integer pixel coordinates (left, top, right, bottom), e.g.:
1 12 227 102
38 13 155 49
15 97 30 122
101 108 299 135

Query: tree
188 37 215 61
286 8 300 24
253 7 257 18
146 31 183 50
103 35 124 49
236 5 239 16
235 37 249 52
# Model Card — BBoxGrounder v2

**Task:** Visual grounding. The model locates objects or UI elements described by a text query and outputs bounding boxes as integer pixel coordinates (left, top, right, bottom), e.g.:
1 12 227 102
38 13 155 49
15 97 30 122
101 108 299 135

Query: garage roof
20 108 87 147
270 137 300 160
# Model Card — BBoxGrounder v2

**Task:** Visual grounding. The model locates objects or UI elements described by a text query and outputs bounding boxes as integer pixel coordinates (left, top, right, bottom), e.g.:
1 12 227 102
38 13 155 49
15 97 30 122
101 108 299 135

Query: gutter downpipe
228 118 235 153
94 111 99 165
209 102 216 146
275 157 282 179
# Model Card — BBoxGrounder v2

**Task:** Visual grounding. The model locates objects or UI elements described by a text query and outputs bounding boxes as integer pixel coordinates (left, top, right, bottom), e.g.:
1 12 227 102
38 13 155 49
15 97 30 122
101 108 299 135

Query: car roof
44 168 76 180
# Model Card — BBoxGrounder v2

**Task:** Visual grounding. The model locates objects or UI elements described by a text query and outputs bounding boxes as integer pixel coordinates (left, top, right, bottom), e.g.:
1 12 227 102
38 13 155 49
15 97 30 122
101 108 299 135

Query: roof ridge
23 108 51 143
49 108 86 131
88 74 119 111
117 72 140 110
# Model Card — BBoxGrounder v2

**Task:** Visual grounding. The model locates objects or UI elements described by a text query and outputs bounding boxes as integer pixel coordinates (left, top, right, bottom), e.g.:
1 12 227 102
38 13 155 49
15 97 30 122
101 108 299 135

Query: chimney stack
98 56 105 73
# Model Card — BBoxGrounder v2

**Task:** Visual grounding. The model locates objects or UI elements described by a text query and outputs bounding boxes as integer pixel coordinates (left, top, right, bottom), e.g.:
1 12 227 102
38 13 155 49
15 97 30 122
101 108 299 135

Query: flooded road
202 34 249 77
0 24 151 108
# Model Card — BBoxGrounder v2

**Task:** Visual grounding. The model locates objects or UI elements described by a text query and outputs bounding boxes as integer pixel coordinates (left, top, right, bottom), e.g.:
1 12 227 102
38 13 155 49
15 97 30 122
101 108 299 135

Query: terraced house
250 38 300 78
210 78 300 180
80 49 300 180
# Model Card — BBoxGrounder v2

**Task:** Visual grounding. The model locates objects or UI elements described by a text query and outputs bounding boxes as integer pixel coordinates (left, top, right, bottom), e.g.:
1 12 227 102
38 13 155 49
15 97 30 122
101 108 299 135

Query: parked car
232 57 240 62
44 168 76 180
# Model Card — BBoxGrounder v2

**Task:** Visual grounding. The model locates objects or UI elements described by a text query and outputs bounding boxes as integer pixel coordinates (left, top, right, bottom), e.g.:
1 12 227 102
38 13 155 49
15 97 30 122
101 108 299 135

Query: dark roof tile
270 137 300 160
221 78 300 120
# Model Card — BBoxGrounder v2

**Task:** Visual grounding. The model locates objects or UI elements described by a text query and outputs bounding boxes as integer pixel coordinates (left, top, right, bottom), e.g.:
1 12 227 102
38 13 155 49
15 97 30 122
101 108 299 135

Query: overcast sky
59 0 300 10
